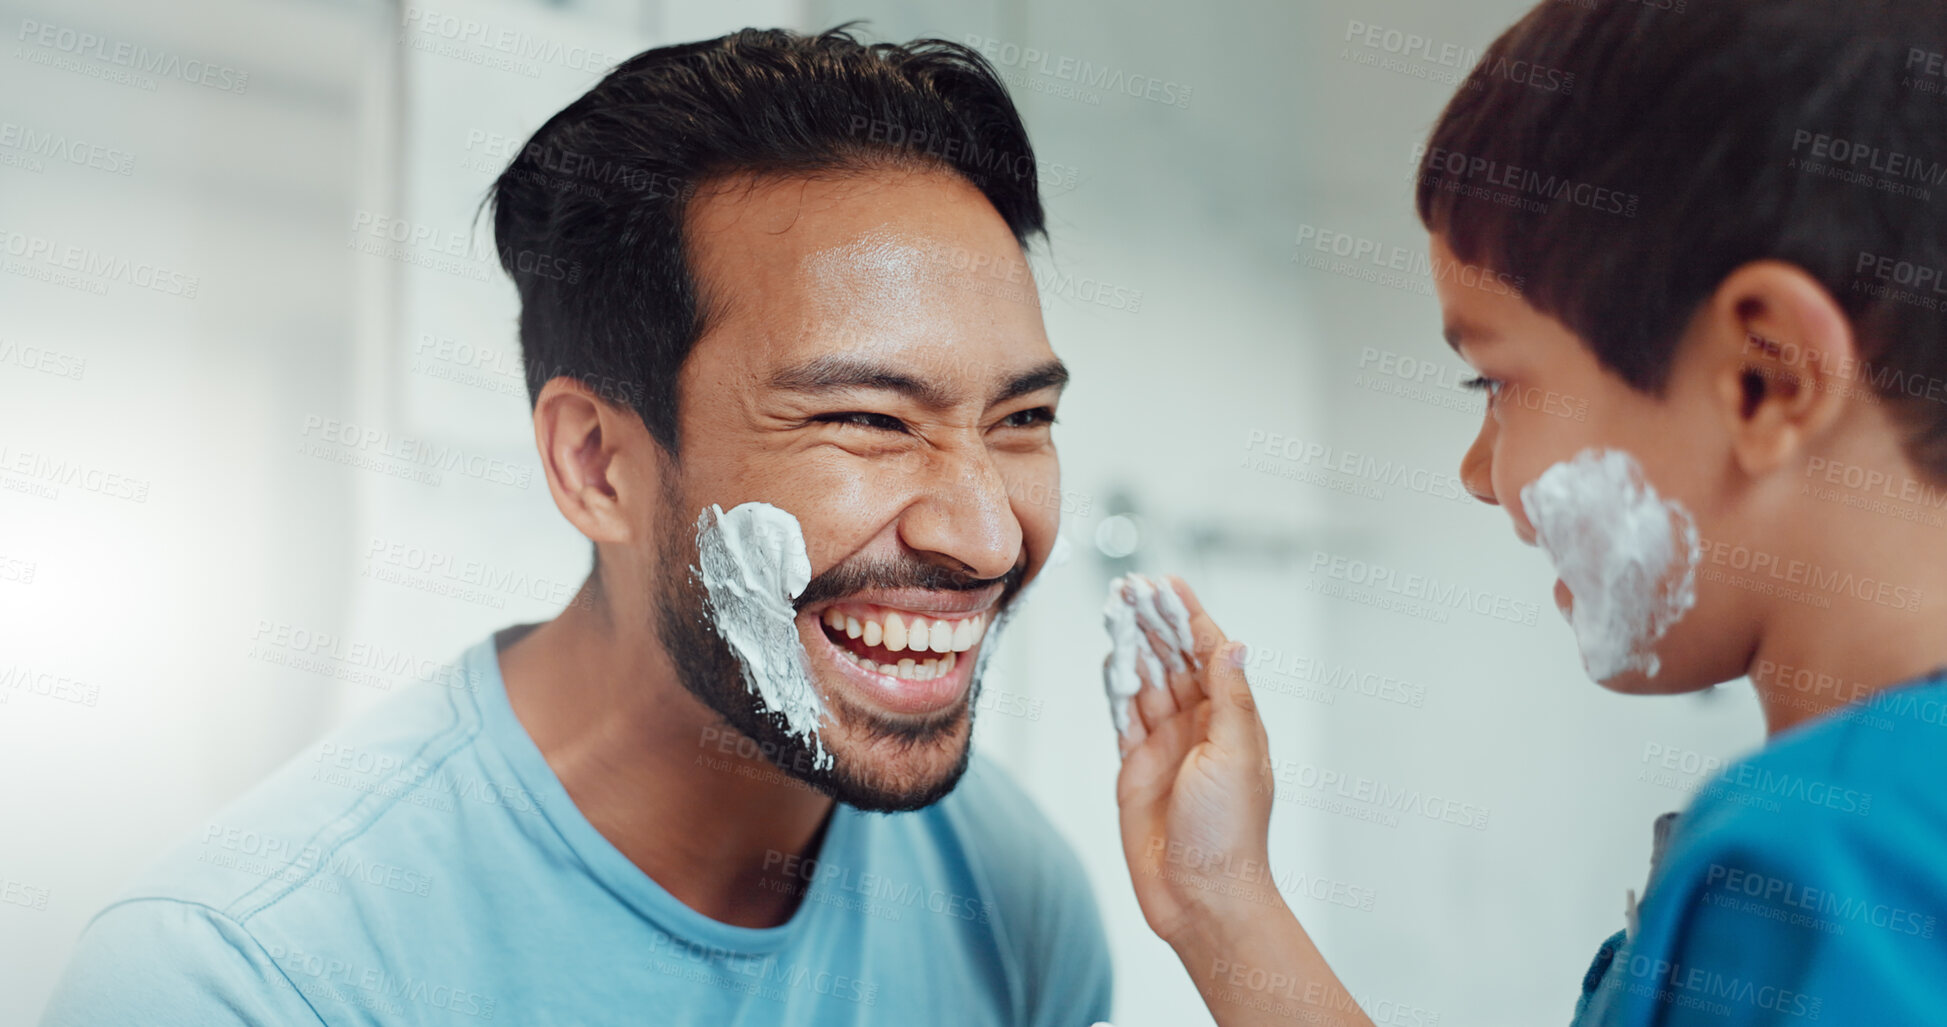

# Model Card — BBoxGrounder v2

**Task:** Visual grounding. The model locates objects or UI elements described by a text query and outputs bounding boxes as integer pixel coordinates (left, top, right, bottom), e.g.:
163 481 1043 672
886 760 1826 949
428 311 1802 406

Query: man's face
653 168 1064 810
1433 233 1758 695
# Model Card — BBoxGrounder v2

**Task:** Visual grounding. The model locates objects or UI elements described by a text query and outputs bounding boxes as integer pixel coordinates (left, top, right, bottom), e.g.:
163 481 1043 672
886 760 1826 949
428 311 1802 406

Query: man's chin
771 607 988 810
805 689 976 812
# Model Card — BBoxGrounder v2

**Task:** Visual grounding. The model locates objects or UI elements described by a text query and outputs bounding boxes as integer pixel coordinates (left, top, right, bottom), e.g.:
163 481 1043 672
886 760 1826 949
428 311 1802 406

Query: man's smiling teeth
830 646 958 680
820 608 987 654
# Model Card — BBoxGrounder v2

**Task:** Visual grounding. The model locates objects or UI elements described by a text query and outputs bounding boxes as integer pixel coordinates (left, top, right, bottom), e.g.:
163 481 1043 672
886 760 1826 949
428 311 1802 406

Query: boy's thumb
1206 641 1264 749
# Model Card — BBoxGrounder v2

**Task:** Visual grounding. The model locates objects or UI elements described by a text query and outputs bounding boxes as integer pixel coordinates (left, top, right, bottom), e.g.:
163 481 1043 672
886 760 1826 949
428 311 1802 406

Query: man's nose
897 448 1023 581
1460 418 1499 506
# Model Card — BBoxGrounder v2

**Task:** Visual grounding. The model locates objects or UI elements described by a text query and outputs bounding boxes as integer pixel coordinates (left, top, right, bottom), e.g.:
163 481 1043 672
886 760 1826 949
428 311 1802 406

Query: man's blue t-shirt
1573 674 1947 1025
38 629 1114 1026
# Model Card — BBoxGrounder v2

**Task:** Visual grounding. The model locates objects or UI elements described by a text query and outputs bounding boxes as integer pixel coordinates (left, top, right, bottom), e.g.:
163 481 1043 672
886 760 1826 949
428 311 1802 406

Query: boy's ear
1700 261 1858 477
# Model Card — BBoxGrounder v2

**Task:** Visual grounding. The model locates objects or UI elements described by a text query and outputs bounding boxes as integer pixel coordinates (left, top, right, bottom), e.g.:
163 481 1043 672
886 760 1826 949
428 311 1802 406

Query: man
41 28 1111 1026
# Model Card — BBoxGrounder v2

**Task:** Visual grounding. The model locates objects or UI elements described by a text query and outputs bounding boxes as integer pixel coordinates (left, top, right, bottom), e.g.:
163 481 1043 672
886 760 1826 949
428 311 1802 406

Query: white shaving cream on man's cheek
1519 448 1701 682
693 502 832 770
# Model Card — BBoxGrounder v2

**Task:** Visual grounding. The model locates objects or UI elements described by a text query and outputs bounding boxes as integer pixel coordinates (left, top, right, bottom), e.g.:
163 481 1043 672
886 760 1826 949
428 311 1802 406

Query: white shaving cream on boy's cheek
693 502 832 770
1102 573 1199 739
1519 448 1701 682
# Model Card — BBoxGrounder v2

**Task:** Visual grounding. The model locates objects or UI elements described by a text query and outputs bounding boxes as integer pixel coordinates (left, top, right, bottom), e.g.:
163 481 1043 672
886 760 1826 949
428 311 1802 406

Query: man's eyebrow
766 355 955 408
767 354 1069 410
991 359 1069 406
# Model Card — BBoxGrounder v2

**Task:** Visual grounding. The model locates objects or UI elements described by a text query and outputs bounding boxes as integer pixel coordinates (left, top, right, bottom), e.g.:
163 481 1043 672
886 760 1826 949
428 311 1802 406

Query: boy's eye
816 411 909 433
1462 375 1505 401
998 407 1057 429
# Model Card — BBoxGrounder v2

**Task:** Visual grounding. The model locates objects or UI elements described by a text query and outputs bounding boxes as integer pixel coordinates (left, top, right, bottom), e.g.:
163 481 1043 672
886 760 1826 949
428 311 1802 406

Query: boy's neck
1744 528 1947 735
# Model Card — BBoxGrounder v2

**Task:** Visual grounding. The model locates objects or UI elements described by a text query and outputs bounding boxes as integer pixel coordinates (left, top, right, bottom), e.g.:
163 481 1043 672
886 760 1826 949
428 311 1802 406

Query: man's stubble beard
650 474 981 813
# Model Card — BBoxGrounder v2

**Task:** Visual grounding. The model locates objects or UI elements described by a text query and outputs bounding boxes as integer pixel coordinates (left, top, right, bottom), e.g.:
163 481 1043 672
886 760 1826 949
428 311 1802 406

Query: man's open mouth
815 604 990 680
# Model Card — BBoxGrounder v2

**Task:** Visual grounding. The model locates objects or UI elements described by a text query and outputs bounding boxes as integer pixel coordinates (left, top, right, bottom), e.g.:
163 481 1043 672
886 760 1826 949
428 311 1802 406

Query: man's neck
496 587 836 928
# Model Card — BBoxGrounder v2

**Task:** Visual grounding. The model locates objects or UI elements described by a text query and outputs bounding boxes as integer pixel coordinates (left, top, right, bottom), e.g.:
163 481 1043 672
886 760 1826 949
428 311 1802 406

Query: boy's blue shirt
1573 674 1947 1025
37 630 1113 1026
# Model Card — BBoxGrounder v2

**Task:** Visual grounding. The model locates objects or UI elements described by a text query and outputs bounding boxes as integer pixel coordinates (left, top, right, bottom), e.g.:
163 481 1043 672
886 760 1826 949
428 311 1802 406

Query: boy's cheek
1502 477 1544 544
1493 428 1584 526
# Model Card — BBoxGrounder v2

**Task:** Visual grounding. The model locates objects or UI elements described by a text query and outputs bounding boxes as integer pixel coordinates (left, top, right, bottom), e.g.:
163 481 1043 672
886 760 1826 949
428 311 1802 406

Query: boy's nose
1460 421 1499 506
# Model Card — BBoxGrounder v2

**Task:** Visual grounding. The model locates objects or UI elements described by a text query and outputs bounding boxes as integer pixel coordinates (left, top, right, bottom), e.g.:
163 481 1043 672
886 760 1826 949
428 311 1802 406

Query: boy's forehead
1427 237 1540 355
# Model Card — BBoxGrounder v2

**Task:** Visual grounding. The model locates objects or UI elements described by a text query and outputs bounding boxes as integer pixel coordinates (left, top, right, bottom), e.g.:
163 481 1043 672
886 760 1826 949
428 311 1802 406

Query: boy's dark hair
488 26 1044 453
1417 0 1947 474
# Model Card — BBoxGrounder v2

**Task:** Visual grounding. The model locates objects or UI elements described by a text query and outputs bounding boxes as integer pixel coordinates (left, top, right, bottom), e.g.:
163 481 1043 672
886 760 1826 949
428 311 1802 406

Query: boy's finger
1205 641 1267 756
1139 619 1204 712
1118 698 1206 804
1106 654 1147 756
1134 651 1179 729
1165 575 1229 665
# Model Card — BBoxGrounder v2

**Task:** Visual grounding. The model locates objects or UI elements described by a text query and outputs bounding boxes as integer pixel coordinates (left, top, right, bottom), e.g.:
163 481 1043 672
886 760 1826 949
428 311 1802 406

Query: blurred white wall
0 1 1765 1024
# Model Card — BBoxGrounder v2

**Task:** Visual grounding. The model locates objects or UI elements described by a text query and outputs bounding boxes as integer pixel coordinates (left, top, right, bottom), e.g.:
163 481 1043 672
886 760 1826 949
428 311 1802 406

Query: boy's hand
1112 577 1282 946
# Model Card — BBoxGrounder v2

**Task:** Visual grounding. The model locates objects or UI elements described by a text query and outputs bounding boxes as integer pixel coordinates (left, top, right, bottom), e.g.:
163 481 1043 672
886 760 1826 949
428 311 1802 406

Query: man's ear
1700 260 1858 477
532 377 664 547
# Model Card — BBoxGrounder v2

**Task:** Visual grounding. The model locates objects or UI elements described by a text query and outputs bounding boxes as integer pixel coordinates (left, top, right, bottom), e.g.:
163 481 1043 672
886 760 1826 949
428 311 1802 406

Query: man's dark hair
487 26 1045 453
1416 0 1947 474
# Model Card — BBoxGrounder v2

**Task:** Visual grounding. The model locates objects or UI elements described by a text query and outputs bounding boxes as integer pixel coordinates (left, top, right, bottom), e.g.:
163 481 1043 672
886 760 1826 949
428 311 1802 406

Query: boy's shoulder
1638 674 1947 934
1681 674 1947 851
1587 679 1947 1025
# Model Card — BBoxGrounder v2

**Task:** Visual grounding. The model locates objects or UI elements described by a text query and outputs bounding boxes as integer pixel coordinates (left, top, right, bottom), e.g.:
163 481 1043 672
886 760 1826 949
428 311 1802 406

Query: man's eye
999 407 1057 429
817 412 909 433
1462 376 1505 401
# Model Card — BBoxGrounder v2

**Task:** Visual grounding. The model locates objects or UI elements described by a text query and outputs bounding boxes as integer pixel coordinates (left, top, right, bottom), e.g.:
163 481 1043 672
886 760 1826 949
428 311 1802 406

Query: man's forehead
684 171 1049 389
688 170 1017 274
772 237 1060 406
798 227 962 313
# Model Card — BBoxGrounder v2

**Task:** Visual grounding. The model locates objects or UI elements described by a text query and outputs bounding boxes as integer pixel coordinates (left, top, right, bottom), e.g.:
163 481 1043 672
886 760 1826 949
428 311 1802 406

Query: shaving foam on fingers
1102 573 1200 739
694 502 832 769
1519 448 1701 681
1102 583 1146 737
1128 574 1199 671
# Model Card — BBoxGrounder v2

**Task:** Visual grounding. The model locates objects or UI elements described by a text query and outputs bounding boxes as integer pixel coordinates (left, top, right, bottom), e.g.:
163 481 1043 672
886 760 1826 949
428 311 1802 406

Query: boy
1111 1 1947 1023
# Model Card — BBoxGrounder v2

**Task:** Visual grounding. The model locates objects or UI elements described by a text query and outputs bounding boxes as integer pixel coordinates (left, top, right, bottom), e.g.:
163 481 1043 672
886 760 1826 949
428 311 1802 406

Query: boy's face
1433 233 1758 695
